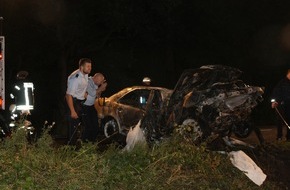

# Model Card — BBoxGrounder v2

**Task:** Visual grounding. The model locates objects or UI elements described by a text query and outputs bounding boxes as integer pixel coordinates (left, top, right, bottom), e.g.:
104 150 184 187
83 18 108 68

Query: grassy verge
0 128 287 190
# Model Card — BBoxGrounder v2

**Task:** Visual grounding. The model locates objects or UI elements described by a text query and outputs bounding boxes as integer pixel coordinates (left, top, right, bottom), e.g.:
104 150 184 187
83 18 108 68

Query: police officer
66 58 92 146
82 73 107 142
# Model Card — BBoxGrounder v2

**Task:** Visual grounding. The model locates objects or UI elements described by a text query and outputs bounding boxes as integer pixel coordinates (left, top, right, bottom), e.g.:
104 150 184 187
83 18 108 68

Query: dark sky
1 0 290 124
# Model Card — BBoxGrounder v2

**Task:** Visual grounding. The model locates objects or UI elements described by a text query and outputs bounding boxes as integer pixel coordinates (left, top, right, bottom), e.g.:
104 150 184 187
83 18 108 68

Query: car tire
182 119 203 142
104 119 119 138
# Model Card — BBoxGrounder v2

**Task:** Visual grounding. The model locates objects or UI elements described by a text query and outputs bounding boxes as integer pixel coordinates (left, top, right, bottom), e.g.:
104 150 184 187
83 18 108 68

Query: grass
0 127 287 190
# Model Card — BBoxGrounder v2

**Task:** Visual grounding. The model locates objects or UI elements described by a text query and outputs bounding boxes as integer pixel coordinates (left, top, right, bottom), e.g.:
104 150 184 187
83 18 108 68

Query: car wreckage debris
141 65 264 144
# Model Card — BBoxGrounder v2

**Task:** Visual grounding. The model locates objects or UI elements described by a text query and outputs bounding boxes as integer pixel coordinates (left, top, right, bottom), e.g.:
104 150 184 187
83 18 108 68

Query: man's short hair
79 58 92 67
94 73 104 78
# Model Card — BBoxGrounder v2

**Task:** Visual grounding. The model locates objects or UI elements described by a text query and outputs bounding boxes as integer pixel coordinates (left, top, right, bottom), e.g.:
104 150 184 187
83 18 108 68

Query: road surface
234 125 288 145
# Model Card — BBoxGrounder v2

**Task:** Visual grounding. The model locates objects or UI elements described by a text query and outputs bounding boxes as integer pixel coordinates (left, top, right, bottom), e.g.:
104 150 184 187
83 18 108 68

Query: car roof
108 86 172 100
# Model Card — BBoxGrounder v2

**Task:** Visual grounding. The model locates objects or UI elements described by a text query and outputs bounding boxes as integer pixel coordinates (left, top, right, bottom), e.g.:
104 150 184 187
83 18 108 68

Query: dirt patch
233 126 290 189
205 134 290 189
243 143 290 189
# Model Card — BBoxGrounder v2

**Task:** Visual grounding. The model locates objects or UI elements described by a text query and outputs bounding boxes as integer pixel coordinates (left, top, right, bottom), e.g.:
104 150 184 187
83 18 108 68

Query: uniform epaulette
68 70 80 80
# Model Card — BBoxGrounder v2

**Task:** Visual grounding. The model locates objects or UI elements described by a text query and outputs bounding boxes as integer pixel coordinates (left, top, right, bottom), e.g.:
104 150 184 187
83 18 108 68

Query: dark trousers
82 105 99 142
67 99 84 145
276 105 290 140
275 109 283 139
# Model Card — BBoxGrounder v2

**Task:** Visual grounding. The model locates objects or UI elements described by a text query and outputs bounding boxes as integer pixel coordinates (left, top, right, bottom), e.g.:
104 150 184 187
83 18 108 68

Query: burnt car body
94 86 172 138
141 65 264 143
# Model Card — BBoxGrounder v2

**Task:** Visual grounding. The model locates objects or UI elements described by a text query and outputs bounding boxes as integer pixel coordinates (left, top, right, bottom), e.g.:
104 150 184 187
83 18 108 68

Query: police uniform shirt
66 69 88 100
84 76 98 106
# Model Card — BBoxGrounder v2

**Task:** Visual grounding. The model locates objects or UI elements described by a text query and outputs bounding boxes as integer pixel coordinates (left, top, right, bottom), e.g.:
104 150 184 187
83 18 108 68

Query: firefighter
13 71 34 112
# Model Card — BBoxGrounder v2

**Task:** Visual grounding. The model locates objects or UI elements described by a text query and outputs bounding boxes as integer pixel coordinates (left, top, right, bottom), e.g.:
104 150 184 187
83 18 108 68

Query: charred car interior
94 86 172 138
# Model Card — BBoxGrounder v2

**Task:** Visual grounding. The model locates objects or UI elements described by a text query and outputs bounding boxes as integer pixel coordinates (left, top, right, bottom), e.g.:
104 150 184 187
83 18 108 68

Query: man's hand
271 102 278 108
70 110 79 119
96 82 107 98
99 82 107 91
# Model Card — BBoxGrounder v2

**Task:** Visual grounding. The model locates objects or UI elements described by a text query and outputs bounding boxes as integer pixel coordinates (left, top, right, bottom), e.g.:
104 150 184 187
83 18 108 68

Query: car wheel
104 119 119 138
176 119 204 143
182 119 203 142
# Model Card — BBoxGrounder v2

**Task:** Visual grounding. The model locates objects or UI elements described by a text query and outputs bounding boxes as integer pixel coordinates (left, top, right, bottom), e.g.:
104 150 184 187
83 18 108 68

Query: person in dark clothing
13 71 34 112
271 69 290 141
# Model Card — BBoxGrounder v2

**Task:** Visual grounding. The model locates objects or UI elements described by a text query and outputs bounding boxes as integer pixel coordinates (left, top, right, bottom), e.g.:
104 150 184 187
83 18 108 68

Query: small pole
0 17 3 36
275 107 290 130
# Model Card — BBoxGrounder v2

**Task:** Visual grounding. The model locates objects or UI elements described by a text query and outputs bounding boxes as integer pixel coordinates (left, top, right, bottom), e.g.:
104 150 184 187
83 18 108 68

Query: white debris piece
123 120 146 152
229 150 267 186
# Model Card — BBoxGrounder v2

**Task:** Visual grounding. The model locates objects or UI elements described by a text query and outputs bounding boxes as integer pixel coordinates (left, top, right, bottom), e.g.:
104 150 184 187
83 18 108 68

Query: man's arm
96 82 107 98
271 79 284 108
66 75 79 119
66 94 78 119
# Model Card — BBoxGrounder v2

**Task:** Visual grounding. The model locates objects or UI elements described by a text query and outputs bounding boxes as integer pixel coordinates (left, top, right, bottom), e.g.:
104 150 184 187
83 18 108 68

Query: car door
116 89 151 129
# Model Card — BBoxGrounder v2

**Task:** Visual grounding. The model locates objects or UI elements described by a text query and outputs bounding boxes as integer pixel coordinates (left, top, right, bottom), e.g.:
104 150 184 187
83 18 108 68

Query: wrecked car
141 65 264 144
94 86 172 138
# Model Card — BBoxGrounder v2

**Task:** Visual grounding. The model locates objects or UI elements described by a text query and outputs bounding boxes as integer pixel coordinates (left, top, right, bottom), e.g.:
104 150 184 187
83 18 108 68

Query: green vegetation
0 128 285 190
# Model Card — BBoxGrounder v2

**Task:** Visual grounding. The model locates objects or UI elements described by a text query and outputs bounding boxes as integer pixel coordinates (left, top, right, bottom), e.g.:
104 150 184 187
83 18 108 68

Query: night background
1 0 290 134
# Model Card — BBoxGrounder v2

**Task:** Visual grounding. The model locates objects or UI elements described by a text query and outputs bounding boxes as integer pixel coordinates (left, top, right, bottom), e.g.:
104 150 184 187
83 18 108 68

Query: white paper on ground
229 150 267 186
